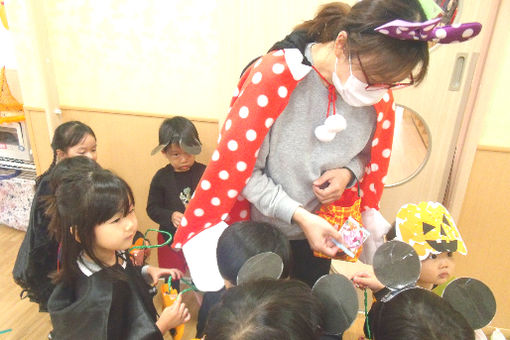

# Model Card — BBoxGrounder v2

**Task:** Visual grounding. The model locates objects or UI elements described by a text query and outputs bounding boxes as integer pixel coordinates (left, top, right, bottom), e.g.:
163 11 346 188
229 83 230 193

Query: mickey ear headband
370 240 496 334
235 253 359 336
375 17 482 44
236 252 284 286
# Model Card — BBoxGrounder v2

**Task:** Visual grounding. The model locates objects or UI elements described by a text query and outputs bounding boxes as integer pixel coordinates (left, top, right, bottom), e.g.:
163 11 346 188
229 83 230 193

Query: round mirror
384 105 431 187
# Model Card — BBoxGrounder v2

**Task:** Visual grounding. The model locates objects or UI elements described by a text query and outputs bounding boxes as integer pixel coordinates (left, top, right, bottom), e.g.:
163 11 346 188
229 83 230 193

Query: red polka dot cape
173 49 395 290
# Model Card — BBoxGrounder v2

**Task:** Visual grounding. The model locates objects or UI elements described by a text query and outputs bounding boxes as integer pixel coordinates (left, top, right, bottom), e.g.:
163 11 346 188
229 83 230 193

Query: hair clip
375 17 482 44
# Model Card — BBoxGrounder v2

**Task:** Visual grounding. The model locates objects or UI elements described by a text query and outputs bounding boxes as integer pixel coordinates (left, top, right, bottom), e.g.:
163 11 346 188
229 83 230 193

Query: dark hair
159 116 201 153
216 221 293 285
47 156 101 192
369 288 474 340
47 168 134 285
37 121 96 186
386 221 397 241
294 0 429 84
204 279 324 340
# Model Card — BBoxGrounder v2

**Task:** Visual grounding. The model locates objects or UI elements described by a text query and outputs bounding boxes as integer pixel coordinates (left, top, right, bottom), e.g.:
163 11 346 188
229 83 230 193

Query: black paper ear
236 252 284 286
373 240 421 291
311 274 358 335
442 277 496 330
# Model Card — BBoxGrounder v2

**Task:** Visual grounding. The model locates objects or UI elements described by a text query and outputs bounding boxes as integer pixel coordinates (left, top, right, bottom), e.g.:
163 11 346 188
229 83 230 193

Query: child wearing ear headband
46 168 190 339
353 201 467 292
352 202 489 340
203 279 325 340
367 288 475 340
196 221 293 338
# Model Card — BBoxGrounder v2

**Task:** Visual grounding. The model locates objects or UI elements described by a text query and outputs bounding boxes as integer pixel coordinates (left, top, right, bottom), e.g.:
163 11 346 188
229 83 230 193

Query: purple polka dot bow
375 17 482 44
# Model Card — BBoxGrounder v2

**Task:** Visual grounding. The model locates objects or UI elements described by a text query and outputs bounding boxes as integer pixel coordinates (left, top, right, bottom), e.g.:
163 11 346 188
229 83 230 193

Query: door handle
449 53 468 91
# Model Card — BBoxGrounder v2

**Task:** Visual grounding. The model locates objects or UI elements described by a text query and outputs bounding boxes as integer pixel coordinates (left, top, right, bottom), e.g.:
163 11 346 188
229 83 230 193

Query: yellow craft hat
394 201 467 261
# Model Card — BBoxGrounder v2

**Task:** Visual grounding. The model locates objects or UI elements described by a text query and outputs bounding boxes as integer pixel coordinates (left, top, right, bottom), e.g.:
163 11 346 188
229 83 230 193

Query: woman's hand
156 293 190 333
172 211 184 228
293 207 344 257
351 271 385 293
313 168 353 205
146 266 185 285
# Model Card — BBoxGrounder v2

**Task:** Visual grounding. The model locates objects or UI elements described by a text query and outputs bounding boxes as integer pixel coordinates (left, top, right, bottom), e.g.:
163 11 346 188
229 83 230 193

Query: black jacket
146 162 205 235
12 174 58 311
48 260 162 340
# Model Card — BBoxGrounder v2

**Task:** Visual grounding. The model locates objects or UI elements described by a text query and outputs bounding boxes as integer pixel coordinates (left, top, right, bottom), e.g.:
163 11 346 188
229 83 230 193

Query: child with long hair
47 168 190 339
13 121 98 311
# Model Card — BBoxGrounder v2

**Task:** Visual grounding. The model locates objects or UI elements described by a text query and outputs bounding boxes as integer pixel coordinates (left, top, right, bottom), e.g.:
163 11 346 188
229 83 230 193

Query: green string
130 230 200 295
364 289 372 339
128 228 172 251
180 278 199 293
167 277 199 295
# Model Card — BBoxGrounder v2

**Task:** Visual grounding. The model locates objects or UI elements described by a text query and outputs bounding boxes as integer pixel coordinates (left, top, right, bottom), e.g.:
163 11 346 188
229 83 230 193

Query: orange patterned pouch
314 198 368 262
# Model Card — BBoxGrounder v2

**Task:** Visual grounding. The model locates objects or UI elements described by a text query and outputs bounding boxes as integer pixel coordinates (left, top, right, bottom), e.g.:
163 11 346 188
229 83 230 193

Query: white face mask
331 55 387 107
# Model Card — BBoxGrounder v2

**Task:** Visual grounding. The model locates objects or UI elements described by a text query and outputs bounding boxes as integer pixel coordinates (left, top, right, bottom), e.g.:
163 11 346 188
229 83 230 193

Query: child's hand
351 271 385 293
146 266 185 285
156 294 190 333
172 211 184 228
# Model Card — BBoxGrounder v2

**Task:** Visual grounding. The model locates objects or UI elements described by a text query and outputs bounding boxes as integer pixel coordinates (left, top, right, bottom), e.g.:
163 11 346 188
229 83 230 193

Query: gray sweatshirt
242 50 376 240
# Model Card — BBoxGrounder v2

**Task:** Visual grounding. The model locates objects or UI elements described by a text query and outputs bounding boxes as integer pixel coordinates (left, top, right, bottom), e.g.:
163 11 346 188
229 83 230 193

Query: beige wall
456 148 510 327
454 1 510 328
25 107 219 247
477 0 510 148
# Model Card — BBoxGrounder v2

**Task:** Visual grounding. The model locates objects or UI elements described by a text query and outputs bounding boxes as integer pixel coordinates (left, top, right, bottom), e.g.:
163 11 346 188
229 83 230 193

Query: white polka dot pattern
173 49 397 251
219 170 229 180
257 95 268 107
278 86 288 98
212 150 220 161
246 130 257 141
237 161 247 172
374 17 482 44
252 72 262 84
239 106 249 119
228 140 238 151
201 180 211 190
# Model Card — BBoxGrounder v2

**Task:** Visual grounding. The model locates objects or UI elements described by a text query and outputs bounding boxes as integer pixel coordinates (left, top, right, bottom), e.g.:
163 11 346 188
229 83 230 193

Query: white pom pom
315 125 336 142
324 114 347 133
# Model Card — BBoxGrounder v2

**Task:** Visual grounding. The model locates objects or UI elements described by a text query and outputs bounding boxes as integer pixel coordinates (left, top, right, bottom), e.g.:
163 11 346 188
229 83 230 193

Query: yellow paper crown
395 201 467 260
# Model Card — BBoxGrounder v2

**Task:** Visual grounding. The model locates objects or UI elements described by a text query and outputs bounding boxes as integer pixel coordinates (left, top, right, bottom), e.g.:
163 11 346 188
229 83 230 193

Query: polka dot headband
375 17 482 44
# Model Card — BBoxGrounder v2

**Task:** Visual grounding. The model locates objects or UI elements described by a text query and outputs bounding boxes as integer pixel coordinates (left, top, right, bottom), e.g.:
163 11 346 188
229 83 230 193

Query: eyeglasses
356 54 414 91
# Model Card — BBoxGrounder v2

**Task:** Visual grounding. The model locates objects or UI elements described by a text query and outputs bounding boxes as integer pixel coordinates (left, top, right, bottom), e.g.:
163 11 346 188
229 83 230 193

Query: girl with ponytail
47 168 190 339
